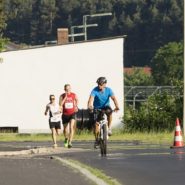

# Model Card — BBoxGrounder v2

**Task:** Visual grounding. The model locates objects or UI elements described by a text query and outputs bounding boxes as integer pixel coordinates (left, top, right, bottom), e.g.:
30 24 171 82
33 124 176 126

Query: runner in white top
45 95 62 148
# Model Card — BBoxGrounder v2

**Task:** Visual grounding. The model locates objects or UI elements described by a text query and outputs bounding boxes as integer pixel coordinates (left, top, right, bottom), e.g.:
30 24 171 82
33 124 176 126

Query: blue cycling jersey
90 86 114 109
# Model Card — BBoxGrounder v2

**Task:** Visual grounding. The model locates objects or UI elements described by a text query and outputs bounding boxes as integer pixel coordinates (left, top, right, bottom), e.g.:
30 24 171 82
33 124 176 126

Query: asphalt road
56 141 185 185
0 141 185 185
0 156 94 185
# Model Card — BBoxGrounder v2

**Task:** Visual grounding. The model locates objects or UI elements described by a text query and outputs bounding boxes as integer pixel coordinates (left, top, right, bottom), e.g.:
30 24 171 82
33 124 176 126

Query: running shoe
108 129 112 136
53 143 58 148
94 140 99 149
68 143 72 148
64 138 68 148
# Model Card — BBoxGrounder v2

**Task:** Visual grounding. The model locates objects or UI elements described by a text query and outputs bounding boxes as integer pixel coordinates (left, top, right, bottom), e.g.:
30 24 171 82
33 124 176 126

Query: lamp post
183 1 185 136
133 92 143 110
83 12 112 41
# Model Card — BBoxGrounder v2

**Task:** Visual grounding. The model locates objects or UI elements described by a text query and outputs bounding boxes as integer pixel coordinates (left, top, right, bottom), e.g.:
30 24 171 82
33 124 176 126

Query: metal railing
124 86 182 103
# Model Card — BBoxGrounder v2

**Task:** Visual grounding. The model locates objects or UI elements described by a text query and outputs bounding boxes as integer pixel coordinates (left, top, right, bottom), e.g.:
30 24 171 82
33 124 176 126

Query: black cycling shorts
62 113 76 125
49 121 61 129
102 106 112 115
93 106 112 123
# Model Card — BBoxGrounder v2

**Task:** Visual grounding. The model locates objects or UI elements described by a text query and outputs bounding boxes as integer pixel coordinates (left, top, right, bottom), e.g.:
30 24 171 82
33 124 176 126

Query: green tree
0 0 7 51
151 42 183 86
4 0 32 43
31 0 57 44
124 67 153 86
110 0 183 66
124 92 179 132
55 0 82 29
2 0 183 61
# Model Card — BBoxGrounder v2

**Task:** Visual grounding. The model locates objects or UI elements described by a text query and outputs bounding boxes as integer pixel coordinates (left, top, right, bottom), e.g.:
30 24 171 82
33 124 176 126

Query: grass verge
67 158 121 185
0 129 180 144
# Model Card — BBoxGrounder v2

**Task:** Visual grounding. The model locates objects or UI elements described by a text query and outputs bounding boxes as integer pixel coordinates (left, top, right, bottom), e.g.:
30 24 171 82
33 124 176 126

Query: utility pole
183 1 185 136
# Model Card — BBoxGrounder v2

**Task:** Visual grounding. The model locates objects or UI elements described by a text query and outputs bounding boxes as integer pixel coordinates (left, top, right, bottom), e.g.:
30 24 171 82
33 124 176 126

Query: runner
59 84 78 148
45 95 62 148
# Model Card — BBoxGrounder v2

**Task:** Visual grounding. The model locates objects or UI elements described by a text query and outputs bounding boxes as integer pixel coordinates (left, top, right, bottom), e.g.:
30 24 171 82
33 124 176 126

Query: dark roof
4 42 22 51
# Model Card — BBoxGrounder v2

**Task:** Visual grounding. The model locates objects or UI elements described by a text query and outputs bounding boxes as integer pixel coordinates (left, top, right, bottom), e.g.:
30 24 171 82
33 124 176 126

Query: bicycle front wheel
100 124 107 157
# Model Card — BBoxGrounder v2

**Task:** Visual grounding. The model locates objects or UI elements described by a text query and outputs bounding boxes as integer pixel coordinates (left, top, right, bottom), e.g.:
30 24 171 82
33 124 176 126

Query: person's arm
87 95 94 110
55 105 62 115
59 95 63 106
59 94 67 107
111 95 120 112
44 105 49 115
59 105 62 113
74 94 79 112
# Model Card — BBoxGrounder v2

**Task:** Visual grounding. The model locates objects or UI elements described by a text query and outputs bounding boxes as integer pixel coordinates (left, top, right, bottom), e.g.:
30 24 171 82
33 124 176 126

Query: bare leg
56 128 61 142
107 113 113 129
56 129 60 136
94 122 100 148
68 119 75 144
63 124 69 139
73 121 76 133
94 122 100 141
51 128 57 145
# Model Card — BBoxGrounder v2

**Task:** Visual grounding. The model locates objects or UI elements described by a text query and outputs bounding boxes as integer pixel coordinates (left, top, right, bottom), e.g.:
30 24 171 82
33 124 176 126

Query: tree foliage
124 67 153 86
2 0 183 66
124 92 181 132
124 40 183 132
0 0 7 51
151 42 183 86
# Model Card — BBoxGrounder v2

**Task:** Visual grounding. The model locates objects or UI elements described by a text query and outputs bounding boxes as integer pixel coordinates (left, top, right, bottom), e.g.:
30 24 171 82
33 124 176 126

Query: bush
123 92 182 132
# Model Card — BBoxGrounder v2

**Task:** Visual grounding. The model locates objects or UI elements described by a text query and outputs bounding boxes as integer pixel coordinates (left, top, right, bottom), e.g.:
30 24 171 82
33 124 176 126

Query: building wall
0 38 124 133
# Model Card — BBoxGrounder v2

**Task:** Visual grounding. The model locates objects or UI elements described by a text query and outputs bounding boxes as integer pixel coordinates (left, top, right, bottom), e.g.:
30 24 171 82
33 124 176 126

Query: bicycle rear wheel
100 124 107 157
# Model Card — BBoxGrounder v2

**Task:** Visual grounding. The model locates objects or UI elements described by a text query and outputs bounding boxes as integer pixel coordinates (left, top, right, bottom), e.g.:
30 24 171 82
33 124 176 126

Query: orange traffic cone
171 118 184 148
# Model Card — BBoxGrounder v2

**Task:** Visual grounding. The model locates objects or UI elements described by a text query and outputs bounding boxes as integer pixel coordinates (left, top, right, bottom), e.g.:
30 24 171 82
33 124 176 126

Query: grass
0 129 180 145
111 130 175 145
0 133 52 142
67 158 121 185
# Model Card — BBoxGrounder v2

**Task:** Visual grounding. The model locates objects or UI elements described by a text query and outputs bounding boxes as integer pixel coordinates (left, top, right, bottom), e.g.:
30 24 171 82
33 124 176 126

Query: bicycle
93 109 110 157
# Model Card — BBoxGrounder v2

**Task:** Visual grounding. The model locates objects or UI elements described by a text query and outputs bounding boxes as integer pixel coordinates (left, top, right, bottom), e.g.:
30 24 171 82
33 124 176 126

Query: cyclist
87 77 119 148
59 84 78 148
45 95 62 148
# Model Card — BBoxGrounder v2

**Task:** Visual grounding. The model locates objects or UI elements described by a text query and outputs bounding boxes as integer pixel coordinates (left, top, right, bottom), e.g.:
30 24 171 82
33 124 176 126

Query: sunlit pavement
0 141 185 185
0 141 93 185
57 141 185 185
0 157 94 185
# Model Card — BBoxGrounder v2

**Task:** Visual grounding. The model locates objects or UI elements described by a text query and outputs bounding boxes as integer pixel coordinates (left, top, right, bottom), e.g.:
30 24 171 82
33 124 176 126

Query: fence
124 86 181 103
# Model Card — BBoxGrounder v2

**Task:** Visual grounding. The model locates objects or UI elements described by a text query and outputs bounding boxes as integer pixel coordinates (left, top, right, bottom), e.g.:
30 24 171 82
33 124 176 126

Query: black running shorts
49 121 61 129
62 113 76 125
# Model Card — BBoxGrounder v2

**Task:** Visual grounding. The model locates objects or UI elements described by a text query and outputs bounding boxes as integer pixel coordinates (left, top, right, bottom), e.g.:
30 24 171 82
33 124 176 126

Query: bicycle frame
94 109 108 157
99 116 108 140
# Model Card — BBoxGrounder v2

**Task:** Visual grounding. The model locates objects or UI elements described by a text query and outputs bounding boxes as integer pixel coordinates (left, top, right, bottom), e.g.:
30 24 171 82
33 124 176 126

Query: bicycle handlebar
89 108 114 114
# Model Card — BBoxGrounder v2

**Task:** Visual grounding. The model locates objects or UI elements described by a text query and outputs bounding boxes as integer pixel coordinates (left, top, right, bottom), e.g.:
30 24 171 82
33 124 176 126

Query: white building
0 37 125 133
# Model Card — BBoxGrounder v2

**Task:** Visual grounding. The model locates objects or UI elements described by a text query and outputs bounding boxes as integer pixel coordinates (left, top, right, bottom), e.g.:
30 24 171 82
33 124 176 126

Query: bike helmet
96 77 107 85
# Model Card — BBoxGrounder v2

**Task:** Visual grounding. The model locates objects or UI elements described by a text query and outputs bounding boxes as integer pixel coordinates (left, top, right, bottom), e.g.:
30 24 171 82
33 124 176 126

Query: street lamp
133 92 143 110
183 1 185 136
83 12 112 41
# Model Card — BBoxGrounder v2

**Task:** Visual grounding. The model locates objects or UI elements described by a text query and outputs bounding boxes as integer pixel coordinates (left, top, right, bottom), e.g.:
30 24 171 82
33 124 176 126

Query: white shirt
47 103 61 122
